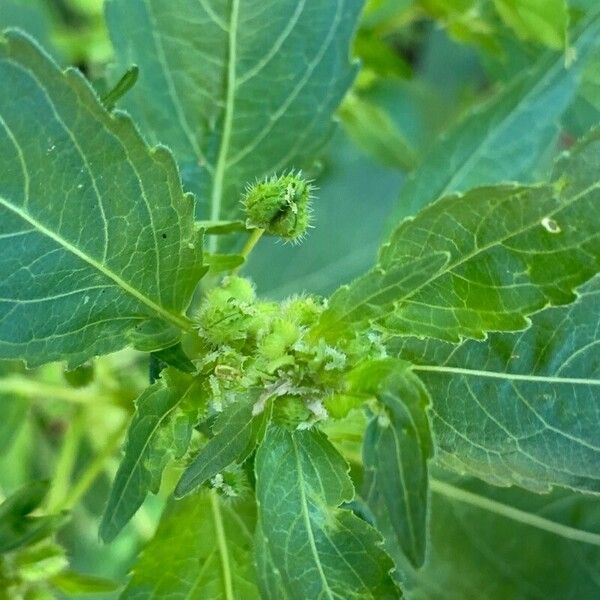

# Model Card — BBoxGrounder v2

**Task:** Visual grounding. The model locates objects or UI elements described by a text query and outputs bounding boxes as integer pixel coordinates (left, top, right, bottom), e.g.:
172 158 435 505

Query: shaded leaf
100 371 201 542
122 491 260 599
0 481 66 553
0 31 204 367
394 10 600 217
255 425 400 599
0 0 56 56
150 342 195 374
404 474 600 600
350 359 432 568
339 93 418 170
175 392 268 498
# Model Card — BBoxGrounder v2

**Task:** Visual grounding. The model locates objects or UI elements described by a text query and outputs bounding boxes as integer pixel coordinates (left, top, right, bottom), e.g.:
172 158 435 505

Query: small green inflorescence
242 171 314 241
187 276 385 430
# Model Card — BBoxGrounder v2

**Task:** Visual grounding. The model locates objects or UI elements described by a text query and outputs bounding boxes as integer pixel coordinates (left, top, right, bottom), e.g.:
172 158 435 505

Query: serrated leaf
175 391 268 498
394 10 600 217
122 491 260 600
405 474 600 600
392 273 600 495
100 370 201 542
105 0 363 232
255 425 400 599
318 127 600 343
0 31 204 368
350 359 432 568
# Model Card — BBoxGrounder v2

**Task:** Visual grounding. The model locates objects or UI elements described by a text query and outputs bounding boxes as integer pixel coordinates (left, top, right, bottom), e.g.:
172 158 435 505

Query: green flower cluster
187 277 383 428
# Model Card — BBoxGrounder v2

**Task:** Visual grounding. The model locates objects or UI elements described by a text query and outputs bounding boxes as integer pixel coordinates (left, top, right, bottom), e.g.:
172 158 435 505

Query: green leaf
254 527 291 600
350 360 432 568
392 273 600 495
494 0 568 49
0 0 56 57
126 320 182 353
339 93 418 170
394 10 600 217
0 393 28 454
50 571 119 595
204 253 245 274
405 474 600 599
197 220 247 235
0 481 67 553
99 370 201 542
255 425 400 599
105 0 363 230
122 491 260 599
150 342 196 374
0 31 204 368
318 127 600 343
175 392 268 498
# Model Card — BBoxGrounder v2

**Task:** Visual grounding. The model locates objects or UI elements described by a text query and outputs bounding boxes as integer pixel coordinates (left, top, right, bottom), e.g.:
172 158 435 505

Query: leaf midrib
209 0 239 252
0 195 191 332
412 364 600 386
431 478 600 546
292 435 335 600
210 489 234 600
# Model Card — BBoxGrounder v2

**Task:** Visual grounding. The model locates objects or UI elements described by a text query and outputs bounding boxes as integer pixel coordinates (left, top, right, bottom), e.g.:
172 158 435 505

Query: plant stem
59 420 128 511
233 228 264 274
46 412 84 512
0 376 104 404
210 489 234 600
430 478 600 546
241 227 265 259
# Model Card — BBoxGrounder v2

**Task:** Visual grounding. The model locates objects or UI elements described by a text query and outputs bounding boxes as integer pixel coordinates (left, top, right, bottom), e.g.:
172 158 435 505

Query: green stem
233 228 264 274
0 376 105 404
210 490 234 600
46 413 84 512
208 0 240 254
430 478 600 546
59 421 128 511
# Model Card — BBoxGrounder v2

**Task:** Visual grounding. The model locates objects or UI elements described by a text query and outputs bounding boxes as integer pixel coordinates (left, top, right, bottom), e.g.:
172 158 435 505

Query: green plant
1 0 600 598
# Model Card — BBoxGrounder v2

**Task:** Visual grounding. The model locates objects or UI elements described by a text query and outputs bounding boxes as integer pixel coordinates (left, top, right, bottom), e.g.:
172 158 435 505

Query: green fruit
243 172 314 241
